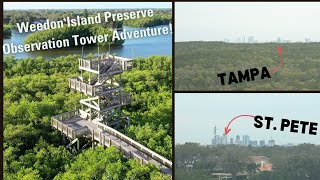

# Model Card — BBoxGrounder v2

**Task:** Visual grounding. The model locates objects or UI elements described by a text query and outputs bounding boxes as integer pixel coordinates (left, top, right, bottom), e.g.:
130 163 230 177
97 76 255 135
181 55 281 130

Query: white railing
51 118 76 139
52 110 79 122
89 128 151 166
95 122 172 169
79 59 100 72
51 110 85 139
69 78 95 96
51 110 172 171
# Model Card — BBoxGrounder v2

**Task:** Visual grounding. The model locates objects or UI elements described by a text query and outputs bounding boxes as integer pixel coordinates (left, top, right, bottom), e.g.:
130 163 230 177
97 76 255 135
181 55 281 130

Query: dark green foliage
175 143 320 180
124 14 172 27
54 146 170 180
24 25 124 47
4 54 172 179
4 25 12 36
122 56 172 159
175 41 320 91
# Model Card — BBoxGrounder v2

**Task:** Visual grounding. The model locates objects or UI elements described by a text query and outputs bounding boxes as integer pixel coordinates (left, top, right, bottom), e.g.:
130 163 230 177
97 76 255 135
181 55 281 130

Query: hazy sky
175 93 320 145
176 2 320 42
4 2 171 10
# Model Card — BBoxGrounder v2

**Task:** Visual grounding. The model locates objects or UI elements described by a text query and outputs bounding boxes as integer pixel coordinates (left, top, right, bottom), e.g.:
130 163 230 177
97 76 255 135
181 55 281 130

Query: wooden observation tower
69 53 133 129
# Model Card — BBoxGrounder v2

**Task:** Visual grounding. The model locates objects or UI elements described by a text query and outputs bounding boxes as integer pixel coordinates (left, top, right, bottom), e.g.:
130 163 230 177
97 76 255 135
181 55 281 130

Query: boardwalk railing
52 110 79 121
89 126 170 167
51 110 80 139
96 121 172 169
69 78 95 96
51 110 172 171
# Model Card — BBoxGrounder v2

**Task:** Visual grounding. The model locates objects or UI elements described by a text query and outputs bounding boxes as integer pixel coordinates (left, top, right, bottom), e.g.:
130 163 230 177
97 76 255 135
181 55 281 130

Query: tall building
212 125 225 146
221 134 228 145
268 139 275 146
248 36 254 43
236 135 241 145
212 138 216 145
277 37 281 43
260 140 265 146
230 138 234 145
243 135 250 146
212 125 217 145
250 140 258 147
305 38 311 43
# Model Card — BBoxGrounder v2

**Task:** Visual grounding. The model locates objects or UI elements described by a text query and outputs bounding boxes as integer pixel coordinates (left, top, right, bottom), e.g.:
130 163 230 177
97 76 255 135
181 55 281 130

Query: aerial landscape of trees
4 54 172 179
4 8 171 49
175 41 320 91
123 14 172 27
175 143 320 180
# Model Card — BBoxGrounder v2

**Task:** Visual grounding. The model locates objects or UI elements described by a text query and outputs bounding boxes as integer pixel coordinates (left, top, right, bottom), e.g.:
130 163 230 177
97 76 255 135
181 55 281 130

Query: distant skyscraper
230 138 234 144
277 37 281 43
305 38 311 43
250 140 258 147
268 139 275 146
248 36 254 43
212 125 218 146
221 134 228 145
260 140 265 146
212 135 222 146
236 135 241 145
243 135 250 146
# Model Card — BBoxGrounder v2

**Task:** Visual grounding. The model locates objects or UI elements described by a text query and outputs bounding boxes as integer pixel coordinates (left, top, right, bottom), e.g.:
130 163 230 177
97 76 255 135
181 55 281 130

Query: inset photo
175 2 320 91
3 2 172 179
175 93 320 179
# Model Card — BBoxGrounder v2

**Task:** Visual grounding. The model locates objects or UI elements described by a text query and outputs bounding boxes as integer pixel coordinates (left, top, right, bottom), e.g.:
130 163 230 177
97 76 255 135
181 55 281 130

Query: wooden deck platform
51 111 172 175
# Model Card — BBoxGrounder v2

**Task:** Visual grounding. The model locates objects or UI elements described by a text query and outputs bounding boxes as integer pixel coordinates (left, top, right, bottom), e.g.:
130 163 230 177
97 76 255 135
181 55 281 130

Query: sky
175 93 320 146
175 2 320 42
3 2 171 10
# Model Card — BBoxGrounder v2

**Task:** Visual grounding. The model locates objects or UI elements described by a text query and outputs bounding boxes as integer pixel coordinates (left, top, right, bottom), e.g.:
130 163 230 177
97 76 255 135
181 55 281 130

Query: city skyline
222 35 317 43
176 2 320 42
212 127 277 147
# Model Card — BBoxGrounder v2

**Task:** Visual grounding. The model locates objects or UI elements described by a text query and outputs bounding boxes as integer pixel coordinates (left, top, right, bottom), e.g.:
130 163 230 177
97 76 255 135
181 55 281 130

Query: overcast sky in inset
4 2 171 10
175 2 320 42
175 93 320 145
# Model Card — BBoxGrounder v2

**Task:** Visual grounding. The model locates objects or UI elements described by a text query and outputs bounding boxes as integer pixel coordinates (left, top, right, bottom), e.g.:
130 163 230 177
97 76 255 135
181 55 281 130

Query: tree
83 9 89 18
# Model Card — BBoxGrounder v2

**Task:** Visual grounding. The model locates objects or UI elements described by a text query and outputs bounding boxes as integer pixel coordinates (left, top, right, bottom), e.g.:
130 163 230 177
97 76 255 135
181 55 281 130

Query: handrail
51 118 76 139
95 121 172 168
69 78 95 96
52 110 79 121
51 110 172 170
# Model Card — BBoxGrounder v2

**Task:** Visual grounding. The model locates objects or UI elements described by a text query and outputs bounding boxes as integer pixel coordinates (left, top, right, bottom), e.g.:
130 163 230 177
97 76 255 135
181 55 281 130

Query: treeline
4 25 12 36
175 143 320 180
23 25 124 47
4 54 172 179
4 9 172 27
175 41 320 91
124 14 172 27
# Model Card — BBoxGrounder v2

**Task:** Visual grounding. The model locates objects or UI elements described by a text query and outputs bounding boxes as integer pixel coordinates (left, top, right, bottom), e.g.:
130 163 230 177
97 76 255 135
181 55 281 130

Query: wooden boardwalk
51 111 172 175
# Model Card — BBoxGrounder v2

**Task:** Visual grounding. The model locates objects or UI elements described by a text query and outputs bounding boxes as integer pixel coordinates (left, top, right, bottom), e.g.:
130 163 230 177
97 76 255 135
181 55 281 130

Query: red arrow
224 114 255 135
271 47 283 74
